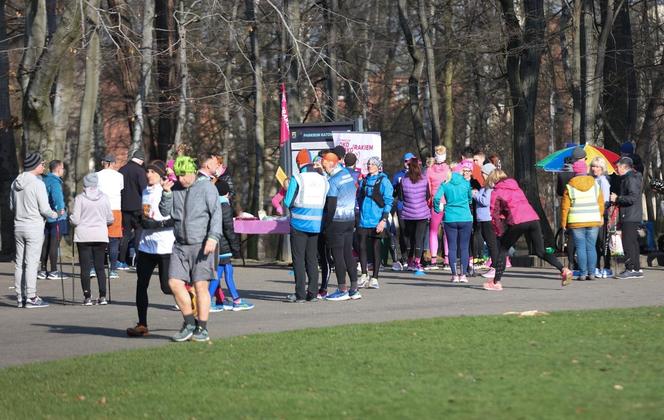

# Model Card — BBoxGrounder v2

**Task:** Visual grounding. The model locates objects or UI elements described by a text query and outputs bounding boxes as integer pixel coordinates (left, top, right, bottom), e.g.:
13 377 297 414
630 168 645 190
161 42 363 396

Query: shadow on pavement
240 288 290 302
32 323 172 340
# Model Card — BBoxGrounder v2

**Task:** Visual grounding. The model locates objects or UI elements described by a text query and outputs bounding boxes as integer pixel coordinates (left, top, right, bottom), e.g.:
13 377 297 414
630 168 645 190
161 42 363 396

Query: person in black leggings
127 161 174 337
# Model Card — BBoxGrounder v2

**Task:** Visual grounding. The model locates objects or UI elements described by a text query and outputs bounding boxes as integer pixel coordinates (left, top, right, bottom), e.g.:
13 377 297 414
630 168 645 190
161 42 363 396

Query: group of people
284 142 646 300
10 139 647 342
10 149 251 342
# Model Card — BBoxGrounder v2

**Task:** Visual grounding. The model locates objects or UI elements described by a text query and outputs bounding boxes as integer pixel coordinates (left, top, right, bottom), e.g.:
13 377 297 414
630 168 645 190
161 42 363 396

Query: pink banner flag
279 83 290 147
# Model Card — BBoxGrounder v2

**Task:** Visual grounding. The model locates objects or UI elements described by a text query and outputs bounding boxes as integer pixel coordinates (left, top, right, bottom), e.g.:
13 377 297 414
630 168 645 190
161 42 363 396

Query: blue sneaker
325 289 350 301
232 299 255 311
603 268 613 278
109 270 119 279
209 304 225 313
116 262 130 271
349 289 362 300
89 269 96 278
594 268 602 278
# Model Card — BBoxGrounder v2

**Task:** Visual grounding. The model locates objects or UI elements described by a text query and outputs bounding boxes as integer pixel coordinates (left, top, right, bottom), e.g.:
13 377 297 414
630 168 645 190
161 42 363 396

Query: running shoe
594 268 602 278
116 262 130 271
126 324 149 337
483 281 503 291
97 297 108 305
369 278 380 289
481 268 496 278
191 327 210 342
391 261 404 271
37 270 47 279
285 294 306 303
109 270 119 279
25 296 49 308
325 289 350 301
458 275 468 283
172 323 196 342
615 270 643 279
47 271 68 280
317 290 327 300
232 299 255 311
349 289 362 300
451 275 460 283
82 298 94 306
357 274 369 289
90 269 96 278
561 268 574 286
603 268 613 278
209 304 225 312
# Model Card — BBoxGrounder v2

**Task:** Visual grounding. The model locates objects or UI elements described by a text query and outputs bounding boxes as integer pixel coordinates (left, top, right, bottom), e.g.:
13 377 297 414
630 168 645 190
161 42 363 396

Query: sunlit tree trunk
131 0 154 155
418 0 440 149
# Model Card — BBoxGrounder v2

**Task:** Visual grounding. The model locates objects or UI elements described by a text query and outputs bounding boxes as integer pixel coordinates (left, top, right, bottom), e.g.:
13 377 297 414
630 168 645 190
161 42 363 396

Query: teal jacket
433 172 473 223
43 173 67 223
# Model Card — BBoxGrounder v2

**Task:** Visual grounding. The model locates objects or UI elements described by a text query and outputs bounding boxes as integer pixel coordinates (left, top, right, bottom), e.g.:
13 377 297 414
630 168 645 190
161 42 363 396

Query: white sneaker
47 271 68 280
481 268 496 278
357 274 369 289
452 275 460 283
37 271 47 280
458 275 468 283
391 261 404 271
369 278 380 289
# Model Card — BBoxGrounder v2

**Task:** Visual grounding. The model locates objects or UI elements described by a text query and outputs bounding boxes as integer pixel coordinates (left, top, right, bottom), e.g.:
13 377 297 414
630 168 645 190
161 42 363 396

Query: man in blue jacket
39 160 68 280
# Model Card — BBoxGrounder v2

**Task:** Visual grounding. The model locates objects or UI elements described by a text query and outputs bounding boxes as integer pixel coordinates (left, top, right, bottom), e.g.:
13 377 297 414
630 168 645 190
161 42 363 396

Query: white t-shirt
138 184 175 255
96 169 124 210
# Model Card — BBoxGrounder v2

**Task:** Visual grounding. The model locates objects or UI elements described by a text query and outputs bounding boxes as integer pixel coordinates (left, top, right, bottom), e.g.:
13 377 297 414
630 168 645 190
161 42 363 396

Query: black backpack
360 174 386 208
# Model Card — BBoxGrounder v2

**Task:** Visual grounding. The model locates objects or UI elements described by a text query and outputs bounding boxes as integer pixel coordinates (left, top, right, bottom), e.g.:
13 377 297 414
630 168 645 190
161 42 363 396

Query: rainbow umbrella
536 144 620 174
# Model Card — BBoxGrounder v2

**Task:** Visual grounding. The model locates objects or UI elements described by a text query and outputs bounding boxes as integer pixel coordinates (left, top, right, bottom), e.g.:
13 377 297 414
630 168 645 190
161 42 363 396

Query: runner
126 161 175 336
426 145 451 270
159 156 222 342
483 169 573 291
398 157 430 272
357 157 393 289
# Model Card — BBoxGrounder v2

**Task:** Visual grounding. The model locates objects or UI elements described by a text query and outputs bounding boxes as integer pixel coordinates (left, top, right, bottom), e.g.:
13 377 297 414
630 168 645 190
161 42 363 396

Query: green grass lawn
2 307 663 419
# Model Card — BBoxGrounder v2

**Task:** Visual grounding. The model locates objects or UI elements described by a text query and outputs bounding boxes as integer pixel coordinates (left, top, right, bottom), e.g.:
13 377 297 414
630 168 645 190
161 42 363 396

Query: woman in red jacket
484 169 573 291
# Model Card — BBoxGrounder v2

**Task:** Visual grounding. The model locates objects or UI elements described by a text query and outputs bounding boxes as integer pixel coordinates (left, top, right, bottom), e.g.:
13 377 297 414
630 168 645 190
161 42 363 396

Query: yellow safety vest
566 183 601 224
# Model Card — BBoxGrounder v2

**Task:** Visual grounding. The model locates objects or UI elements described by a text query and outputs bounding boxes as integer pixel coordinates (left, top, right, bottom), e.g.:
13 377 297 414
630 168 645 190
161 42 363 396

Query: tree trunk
417 0 441 149
76 0 102 189
21 0 82 155
442 0 454 156
499 0 554 245
284 0 302 122
397 0 427 159
173 0 190 152
323 0 338 121
52 49 74 158
154 0 177 160
131 0 155 155
0 0 19 254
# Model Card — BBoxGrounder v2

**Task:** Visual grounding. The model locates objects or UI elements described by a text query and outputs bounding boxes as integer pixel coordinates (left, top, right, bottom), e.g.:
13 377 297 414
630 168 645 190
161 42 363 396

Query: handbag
609 231 624 256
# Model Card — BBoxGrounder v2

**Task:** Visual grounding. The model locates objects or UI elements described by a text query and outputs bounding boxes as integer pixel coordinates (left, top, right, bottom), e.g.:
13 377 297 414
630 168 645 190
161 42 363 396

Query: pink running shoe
452 275 460 283
561 268 574 286
458 275 468 283
483 281 503 291
506 257 512 268
481 268 496 278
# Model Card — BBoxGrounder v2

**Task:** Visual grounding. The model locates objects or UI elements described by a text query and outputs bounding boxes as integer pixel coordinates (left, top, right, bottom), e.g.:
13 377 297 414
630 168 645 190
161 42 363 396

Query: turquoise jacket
43 173 67 223
433 172 473 223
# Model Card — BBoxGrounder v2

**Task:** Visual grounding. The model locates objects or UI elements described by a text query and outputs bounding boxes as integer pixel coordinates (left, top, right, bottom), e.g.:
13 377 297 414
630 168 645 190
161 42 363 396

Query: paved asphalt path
1 261 662 368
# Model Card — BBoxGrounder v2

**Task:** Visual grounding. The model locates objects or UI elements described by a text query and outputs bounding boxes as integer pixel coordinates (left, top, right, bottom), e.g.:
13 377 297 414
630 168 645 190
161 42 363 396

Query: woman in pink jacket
484 169 573 291
426 145 451 269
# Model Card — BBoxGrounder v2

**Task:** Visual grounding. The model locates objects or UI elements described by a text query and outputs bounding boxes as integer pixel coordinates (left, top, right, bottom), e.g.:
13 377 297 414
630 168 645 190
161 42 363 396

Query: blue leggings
443 221 473 275
208 263 239 301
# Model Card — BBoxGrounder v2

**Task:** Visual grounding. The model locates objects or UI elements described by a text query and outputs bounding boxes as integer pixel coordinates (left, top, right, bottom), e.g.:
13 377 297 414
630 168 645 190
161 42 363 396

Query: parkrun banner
332 132 382 175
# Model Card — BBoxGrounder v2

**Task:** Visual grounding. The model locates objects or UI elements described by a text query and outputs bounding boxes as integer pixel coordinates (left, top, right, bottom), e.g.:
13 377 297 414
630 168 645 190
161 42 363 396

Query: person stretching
483 169 573 291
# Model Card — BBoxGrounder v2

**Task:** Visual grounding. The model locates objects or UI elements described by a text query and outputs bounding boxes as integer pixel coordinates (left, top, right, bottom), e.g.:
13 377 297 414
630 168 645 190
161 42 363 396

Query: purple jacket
400 176 430 220
490 178 539 236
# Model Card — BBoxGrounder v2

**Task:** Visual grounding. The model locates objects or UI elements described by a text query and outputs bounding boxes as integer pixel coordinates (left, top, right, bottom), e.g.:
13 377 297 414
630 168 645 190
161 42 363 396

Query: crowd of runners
9 140 646 341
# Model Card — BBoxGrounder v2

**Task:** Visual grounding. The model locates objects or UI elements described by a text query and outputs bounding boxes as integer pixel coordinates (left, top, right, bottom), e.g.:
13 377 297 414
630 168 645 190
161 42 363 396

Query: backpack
360 174 386 208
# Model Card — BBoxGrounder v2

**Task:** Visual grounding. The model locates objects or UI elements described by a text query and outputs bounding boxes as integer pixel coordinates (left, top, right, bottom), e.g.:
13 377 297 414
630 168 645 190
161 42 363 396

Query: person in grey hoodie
70 173 114 305
10 152 58 308
159 155 222 342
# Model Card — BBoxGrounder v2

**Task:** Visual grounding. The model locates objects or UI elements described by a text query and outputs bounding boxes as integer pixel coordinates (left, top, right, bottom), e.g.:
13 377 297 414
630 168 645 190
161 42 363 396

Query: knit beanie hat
132 149 146 161
147 160 166 178
367 156 383 172
23 152 42 171
216 180 230 196
481 163 496 177
572 160 588 175
173 156 198 176
571 146 586 160
620 141 634 155
296 149 311 168
83 173 98 188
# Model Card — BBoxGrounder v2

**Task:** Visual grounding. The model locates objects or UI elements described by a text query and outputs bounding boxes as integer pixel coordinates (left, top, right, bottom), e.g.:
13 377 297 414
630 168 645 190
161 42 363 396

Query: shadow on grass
32 323 172 340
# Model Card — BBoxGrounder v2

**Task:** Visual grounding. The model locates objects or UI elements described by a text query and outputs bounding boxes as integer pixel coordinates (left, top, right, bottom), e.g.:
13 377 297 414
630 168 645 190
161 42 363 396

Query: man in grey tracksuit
159 155 222 342
10 152 58 308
